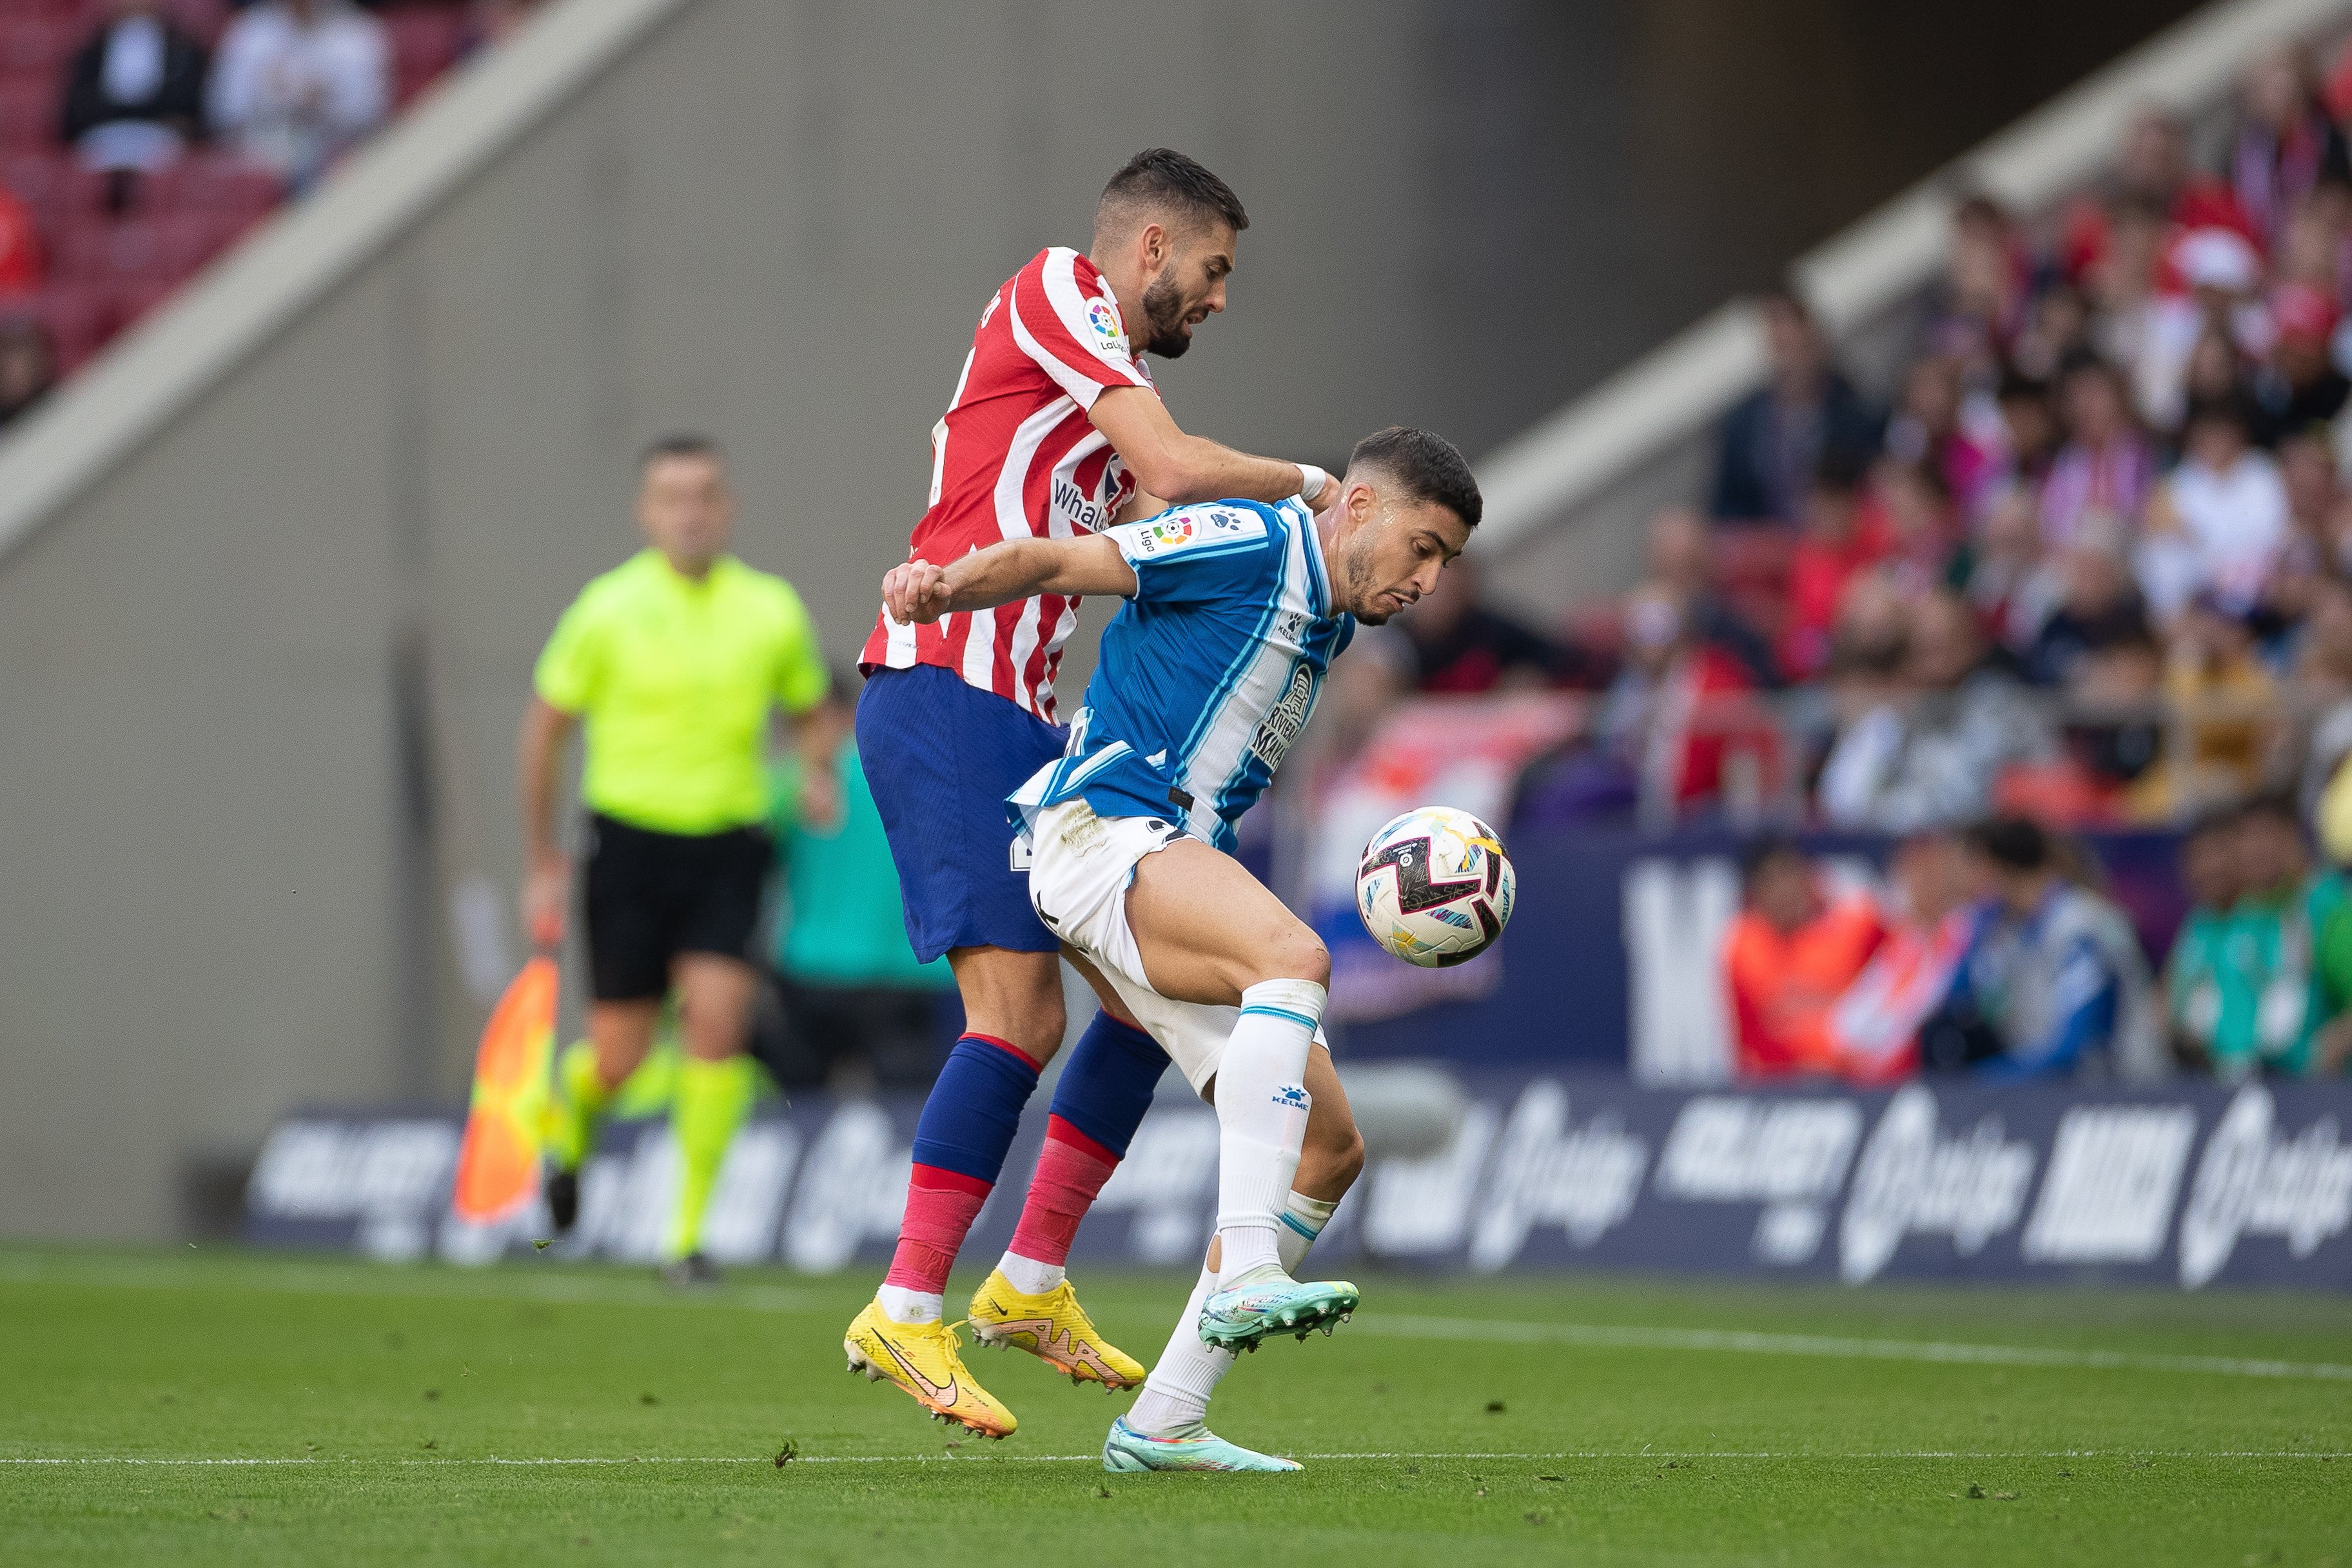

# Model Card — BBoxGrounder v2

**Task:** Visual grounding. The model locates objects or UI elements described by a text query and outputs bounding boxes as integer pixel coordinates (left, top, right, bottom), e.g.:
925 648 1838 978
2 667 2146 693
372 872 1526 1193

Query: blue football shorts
856 663 1068 963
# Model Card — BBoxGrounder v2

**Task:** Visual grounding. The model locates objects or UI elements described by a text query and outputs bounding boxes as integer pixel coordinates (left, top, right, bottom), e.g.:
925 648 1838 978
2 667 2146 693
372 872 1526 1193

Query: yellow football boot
968 1268 1148 1391
843 1302 1017 1439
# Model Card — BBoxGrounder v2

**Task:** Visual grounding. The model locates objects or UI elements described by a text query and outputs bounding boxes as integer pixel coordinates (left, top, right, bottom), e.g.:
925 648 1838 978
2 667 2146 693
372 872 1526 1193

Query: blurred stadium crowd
1333 37 2352 1088
0 0 544 424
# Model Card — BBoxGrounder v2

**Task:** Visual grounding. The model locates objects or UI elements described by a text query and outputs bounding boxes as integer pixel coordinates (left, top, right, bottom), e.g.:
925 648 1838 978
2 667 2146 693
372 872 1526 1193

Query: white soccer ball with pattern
1355 806 1515 968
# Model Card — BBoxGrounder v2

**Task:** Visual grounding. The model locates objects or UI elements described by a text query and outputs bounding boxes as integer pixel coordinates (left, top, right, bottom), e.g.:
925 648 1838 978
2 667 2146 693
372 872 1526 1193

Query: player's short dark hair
1965 814 2051 872
1098 148 1250 237
1348 426 1482 529
640 433 723 471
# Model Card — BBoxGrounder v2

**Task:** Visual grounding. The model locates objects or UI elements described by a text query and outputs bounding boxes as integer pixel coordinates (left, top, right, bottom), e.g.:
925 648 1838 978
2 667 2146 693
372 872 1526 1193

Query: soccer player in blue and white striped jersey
880 427 1480 1471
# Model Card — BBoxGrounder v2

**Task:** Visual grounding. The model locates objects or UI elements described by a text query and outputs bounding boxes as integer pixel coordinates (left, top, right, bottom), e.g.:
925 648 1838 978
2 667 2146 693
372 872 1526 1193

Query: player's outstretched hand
883 560 954 625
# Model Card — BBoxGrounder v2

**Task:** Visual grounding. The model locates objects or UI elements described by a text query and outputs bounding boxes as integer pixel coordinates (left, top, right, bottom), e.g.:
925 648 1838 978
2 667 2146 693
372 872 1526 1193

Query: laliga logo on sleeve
1129 515 1197 556
1085 297 1126 353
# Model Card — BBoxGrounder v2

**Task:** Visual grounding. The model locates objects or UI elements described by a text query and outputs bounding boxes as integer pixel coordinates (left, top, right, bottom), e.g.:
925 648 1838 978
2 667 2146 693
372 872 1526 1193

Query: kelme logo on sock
1272 1084 1310 1108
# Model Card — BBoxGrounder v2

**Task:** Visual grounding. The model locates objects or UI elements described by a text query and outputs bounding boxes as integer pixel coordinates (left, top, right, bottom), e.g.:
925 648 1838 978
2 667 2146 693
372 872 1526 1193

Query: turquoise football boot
1196 1263 1359 1352
1101 1415 1302 1473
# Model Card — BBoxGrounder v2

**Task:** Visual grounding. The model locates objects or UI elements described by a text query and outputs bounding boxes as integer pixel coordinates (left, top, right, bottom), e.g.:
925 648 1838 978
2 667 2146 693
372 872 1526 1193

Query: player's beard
1137 270 1193 359
1344 550 1391 623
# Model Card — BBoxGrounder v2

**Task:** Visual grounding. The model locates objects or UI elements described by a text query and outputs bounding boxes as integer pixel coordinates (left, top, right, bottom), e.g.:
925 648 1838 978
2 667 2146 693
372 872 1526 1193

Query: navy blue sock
908 1032 1043 1182
1046 1012 1168 1157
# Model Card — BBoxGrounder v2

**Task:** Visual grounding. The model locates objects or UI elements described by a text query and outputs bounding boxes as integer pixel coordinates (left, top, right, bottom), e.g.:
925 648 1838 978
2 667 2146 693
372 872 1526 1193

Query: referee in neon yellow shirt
519 435 831 1284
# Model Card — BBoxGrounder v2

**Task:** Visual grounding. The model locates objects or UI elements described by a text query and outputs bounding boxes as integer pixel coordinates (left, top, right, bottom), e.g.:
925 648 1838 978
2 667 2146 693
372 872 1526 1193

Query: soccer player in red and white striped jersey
844 151 1335 1438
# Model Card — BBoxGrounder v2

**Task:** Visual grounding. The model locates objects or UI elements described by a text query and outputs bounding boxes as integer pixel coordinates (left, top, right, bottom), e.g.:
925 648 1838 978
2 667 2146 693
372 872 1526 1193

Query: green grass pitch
3 1246 2346 1565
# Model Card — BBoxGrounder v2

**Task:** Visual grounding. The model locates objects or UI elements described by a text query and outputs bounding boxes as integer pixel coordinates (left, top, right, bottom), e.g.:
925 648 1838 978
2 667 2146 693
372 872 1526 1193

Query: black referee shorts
582 812 771 1003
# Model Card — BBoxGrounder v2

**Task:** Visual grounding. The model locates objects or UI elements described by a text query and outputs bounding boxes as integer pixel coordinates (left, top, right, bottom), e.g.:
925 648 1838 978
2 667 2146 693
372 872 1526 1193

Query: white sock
1213 980 1324 1286
875 1285 943 1324
997 1251 1064 1295
1127 1262 1230 1435
1277 1190 1338 1275
1129 1188 1337 1438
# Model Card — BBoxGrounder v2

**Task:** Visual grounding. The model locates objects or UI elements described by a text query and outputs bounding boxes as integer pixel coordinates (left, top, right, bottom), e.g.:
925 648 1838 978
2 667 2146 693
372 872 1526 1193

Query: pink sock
884 1165 992 1294
1006 1116 1119 1268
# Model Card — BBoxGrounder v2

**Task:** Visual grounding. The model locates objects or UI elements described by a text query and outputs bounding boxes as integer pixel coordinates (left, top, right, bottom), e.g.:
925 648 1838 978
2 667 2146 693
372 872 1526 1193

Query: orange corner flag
451 955 557 1225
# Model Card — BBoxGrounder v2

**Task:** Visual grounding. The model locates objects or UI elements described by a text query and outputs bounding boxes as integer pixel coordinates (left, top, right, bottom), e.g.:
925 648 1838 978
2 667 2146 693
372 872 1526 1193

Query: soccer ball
1355 806 1516 968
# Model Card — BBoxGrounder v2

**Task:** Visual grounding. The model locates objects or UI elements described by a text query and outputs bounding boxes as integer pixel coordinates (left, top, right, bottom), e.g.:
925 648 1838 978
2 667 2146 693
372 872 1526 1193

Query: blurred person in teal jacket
756 671 960 1092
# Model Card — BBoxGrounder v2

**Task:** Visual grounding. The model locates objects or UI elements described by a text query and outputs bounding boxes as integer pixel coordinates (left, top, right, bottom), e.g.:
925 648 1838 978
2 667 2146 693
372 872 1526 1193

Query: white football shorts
1026 798 1322 1095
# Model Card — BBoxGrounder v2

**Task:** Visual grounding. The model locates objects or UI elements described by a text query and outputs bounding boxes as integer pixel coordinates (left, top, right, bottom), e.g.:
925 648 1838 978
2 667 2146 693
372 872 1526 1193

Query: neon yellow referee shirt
534 549 828 836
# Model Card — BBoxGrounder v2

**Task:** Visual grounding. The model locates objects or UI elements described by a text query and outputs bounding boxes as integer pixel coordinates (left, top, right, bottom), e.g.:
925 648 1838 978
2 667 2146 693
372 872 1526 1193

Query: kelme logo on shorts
1273 1084 1310 1108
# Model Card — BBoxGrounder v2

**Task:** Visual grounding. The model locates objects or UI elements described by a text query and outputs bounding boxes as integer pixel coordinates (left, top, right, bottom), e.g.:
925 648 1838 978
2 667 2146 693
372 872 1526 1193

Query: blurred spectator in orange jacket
1827 829 1976 1083
1723 837 1886 1078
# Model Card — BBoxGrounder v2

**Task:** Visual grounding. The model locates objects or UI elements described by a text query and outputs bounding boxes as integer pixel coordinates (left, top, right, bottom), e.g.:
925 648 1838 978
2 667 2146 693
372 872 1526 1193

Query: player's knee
1252 928 1329 990
1000 979 1066 1062
1023 994 1069 1059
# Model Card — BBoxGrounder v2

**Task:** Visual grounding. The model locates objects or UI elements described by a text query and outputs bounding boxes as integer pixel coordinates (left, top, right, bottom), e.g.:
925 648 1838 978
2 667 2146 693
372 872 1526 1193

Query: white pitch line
1355 1314 2352 1384
7 1256 2347 1386
6 1451 2348 1466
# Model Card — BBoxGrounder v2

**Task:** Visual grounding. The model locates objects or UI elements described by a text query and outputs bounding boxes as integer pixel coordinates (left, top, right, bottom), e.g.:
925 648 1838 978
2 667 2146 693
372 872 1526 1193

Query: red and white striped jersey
859 246 1158 720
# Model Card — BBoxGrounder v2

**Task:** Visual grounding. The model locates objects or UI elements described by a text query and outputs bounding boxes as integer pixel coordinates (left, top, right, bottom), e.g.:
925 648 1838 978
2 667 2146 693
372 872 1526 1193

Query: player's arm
516 696 578 948
1110 485 1170 527
1090 386 1325 509
883 534 1137 626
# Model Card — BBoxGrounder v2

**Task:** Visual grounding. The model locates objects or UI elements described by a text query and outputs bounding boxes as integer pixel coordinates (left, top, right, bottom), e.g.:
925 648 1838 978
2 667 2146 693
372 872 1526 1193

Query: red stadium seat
52 161 128 221
59 212 175 283
2 150 66 208
1 152 68 244
167 0 234 48
0 17 78 76
0 79 59 156
386 6 468 108
169 153 284 219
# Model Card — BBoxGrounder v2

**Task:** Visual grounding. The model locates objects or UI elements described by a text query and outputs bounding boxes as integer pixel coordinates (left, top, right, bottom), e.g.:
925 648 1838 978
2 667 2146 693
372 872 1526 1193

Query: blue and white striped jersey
1008 497 1353 853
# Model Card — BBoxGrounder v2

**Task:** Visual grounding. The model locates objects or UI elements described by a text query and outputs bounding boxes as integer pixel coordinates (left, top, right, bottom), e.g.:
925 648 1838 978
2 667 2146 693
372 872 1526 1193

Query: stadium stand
0 0 476 380
1416 0 2352 836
